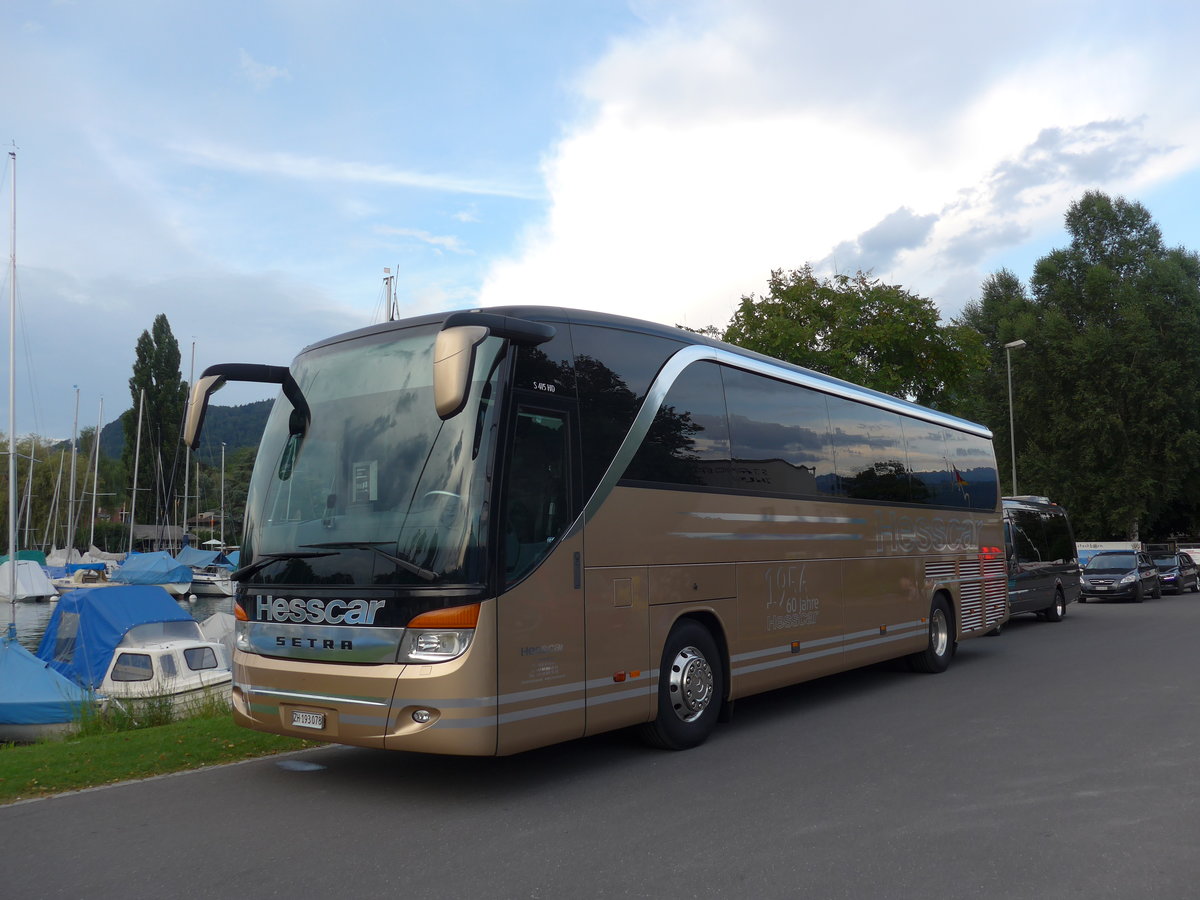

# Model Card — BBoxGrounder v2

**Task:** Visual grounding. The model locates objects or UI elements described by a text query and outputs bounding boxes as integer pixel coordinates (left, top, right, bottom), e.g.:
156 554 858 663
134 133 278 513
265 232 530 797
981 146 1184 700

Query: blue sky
3 0 1200 441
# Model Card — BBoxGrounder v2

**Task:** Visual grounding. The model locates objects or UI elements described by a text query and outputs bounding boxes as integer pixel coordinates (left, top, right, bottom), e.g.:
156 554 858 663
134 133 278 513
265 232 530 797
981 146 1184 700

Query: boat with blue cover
38 585 231 714
0 623 92 742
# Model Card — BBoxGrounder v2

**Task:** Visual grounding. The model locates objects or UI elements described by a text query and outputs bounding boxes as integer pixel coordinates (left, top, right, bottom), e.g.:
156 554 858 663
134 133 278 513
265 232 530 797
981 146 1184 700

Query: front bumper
1081 582 1141 600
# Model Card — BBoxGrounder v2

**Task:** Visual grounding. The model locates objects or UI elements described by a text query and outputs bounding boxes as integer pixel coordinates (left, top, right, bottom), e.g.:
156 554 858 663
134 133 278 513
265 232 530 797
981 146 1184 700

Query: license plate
291 710 326 730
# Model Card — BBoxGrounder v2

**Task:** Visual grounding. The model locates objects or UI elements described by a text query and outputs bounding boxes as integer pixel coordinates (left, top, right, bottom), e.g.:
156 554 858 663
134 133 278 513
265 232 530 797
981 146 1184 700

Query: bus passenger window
505 407 571 585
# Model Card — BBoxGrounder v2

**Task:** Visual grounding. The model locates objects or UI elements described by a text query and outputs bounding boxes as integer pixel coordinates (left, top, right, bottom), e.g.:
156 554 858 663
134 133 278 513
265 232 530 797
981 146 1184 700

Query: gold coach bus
185 307 1005 755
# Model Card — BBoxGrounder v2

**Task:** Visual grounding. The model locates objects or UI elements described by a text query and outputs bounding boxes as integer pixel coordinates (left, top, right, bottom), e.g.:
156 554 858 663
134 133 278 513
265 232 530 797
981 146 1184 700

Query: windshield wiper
300 542 438 583
231 551 336 581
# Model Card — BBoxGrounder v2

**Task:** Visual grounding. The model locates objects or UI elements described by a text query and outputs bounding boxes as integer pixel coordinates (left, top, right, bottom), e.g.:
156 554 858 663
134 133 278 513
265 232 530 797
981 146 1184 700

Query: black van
1003 496 1081 621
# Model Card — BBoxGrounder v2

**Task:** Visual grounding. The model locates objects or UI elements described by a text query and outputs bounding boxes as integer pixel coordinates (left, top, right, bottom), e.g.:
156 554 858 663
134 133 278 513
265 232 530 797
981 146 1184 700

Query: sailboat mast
21 436 36 549
127 388 144 555
65 385 79 559
7 150 17 610
183 340 193 546
88 398 102 550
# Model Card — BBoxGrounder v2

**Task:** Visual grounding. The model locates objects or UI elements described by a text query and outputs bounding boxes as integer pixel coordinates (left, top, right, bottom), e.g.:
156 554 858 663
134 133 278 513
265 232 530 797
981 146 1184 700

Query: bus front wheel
640 620 723 751
907 596 955 674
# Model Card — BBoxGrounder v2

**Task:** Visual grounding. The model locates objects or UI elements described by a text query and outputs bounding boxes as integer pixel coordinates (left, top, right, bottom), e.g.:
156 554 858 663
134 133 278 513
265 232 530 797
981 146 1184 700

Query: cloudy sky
4 0 1199 441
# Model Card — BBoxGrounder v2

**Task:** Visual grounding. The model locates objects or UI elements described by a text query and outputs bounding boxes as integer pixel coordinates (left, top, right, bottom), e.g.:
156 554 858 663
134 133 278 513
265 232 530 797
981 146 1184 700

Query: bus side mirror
433 325 490 420
184 372 229 450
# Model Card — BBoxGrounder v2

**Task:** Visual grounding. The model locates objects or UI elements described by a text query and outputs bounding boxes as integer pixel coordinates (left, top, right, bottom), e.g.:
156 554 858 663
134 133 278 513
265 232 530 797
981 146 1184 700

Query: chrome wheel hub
668 645 714 723
931 608 949 657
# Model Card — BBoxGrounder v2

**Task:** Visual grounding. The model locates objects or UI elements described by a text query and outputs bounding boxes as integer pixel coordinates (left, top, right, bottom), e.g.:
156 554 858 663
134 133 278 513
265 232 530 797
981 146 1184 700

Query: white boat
48 561 114 595
175 547 235 597
0 559 57 602
38 585 232 715
109 551 193 596
189 566 234 597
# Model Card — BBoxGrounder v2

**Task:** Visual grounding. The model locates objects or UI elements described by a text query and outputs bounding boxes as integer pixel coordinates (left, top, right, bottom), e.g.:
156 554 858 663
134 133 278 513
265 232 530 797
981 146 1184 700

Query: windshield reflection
240 326 506 588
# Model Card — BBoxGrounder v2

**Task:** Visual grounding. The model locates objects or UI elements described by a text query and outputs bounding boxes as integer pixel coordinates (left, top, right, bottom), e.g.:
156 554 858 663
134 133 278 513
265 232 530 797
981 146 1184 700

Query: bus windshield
240 324 507 589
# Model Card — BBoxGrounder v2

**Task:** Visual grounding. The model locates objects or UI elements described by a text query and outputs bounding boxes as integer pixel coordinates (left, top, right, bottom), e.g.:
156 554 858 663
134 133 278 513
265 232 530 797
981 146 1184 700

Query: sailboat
1 149 95 741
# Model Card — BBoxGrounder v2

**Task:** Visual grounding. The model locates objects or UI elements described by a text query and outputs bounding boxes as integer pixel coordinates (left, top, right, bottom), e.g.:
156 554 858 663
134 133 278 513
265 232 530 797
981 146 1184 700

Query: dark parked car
1079 550 1162 603
1003 496 1081 621
1151 551 1199 594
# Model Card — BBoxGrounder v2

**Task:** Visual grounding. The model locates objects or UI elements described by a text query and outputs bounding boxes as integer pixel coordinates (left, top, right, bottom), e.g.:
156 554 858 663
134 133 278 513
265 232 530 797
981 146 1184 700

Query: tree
966 192 1200 539
722 266 985 413
123 314 188 528
953 268 1039 488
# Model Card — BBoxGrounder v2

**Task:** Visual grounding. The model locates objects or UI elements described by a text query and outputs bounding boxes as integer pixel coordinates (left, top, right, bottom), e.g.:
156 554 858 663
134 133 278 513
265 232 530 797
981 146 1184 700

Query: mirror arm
184 362 308 449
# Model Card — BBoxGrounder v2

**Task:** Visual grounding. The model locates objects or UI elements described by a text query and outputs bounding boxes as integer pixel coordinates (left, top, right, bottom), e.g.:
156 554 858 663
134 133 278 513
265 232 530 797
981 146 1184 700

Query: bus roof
299 305 992 439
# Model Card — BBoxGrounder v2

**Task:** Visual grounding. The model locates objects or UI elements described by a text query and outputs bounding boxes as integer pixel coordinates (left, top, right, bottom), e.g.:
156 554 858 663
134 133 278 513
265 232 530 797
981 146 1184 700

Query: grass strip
0 712 320 805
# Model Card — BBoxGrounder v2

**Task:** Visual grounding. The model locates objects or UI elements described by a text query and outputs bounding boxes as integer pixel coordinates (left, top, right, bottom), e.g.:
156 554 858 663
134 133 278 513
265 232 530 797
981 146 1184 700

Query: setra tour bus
185 307 1005 755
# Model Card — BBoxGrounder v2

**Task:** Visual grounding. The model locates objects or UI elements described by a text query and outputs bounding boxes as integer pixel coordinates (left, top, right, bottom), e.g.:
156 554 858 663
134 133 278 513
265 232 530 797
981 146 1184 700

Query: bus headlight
398 602 481 664
399 629 474 663
235 619 252 652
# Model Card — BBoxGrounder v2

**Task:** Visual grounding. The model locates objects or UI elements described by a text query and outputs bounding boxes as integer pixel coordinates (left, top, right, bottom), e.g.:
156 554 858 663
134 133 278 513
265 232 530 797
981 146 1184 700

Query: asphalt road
4 592 1200 899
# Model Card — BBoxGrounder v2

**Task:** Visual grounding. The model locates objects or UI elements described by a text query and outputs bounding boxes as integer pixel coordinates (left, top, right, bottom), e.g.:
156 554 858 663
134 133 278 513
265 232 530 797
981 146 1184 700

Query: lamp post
1004 339 1027 496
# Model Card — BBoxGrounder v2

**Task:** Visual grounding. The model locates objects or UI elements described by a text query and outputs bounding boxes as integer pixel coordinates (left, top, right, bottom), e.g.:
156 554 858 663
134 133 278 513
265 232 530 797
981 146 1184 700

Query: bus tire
1043 589 1067 622
907 595 955 674
640 620 723 751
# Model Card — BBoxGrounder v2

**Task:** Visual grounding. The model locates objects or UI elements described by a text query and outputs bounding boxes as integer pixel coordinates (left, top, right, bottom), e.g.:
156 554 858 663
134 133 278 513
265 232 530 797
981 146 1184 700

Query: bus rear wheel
640 620 723 751
907 596 955 674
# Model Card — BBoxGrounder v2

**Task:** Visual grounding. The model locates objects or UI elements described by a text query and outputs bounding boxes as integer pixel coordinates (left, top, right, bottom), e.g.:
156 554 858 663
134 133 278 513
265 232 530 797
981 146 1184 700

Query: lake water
4 592 236 652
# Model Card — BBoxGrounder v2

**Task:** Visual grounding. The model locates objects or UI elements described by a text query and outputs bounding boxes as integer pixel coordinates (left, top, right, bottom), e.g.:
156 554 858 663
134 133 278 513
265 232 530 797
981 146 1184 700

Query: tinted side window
1008 508 1045 564
513 325 576 397
901 420 952 506
827 397 910 502
504 405 573 586
572 326 684 501
1040 511 1075 564
723 368 836 496
943 428 999 512
112 653 153 682
625 362 731 488
184 647 219 671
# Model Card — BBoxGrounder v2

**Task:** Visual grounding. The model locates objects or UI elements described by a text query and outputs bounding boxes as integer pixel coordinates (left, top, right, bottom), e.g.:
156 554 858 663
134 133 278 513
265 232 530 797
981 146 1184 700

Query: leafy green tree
123 314 188 527
968 192 1200 539
954 269 1039 489
723 266 985 412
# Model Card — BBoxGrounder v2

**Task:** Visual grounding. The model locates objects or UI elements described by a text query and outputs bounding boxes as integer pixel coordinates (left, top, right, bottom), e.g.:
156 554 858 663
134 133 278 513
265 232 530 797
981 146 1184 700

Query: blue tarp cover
36 586 196 689
1 633 91 725
44 563 107 579
111 551 193 586
175 547 234 570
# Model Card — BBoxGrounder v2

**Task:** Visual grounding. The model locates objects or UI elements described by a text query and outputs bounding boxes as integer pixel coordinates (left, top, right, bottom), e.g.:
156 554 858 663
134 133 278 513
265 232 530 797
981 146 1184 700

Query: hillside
98 399 272 460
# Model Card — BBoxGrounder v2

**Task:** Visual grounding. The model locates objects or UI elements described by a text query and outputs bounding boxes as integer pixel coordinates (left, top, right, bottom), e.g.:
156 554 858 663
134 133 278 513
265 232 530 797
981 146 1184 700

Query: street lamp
1004 339 1027 496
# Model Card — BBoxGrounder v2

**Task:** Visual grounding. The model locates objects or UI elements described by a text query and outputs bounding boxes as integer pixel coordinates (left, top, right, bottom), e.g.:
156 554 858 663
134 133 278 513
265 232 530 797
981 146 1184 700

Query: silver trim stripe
672 532 861 541
240 684 391 707
689 512 867 524
731 620 927 677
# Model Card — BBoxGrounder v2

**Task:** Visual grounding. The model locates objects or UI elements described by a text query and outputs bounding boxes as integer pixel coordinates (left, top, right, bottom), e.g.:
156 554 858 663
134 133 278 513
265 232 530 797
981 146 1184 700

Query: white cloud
238 49 290 91
174 142 542 200
480 3 1200 325
375 226 471 255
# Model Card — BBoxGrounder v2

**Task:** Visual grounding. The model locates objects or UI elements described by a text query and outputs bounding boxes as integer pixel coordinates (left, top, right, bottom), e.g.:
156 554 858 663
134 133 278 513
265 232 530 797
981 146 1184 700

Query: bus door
495 398 587 755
